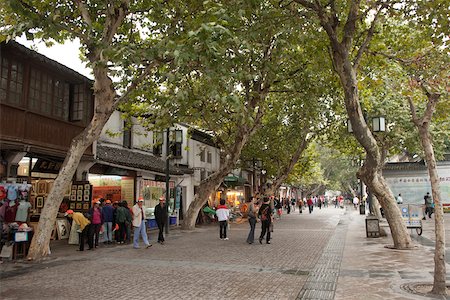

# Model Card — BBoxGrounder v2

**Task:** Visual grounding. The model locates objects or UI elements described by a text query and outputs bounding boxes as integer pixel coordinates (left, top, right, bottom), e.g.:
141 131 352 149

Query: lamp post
347 116 385 215
165 128 170 234
164 128 183 234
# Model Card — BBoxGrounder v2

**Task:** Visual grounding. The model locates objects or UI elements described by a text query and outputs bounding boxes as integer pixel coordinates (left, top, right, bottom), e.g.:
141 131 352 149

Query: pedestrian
246 197 258 244
65 209 92 251
132 198 152 249
298 198 303 214
87 200 103 248
258 197 272 244
115 201 128 244
154 196 167 245
424 192 433 219
353 195 359 209
286 200 291 214
112 201 119 243
396 193 403 204
307 197 314 213
101 200 114 244
216 199 230 240
275 198 282 219
291 198 296 212
123 201 132 244
334 196 338 208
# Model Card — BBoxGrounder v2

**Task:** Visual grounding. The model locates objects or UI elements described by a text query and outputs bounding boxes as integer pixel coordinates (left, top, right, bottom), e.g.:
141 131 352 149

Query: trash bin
359 202 365 215
365 215 380 238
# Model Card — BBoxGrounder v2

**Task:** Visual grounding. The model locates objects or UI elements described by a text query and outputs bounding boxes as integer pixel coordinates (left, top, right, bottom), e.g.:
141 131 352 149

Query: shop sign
140 179 175 189
32 158 63 174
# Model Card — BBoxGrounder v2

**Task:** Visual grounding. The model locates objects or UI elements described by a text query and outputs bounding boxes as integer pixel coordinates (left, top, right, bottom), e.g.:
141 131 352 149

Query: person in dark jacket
154 196 168 244
101 200 114 244
115 201 128 244
258 197 273 244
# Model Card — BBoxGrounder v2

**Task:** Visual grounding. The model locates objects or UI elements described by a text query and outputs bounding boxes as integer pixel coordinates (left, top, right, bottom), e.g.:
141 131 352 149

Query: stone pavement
0 205 449 299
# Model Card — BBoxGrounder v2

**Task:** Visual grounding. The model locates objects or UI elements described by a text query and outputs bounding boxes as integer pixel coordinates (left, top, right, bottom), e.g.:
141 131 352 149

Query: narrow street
1 207 342 299
1 206 448 300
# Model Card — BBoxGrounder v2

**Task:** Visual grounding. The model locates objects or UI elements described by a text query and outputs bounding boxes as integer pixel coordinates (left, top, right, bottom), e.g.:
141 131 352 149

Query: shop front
138 178 177 228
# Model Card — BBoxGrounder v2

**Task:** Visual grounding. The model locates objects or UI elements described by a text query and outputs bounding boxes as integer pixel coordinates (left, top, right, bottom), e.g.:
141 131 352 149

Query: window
71 84 85 121
200 149 205 162
200 170 206 181
54 81 70 119
207 151 212 164
153 131 163 156
0 56 24 105
28 68 71 120
170 130 183 157
123 121 132 148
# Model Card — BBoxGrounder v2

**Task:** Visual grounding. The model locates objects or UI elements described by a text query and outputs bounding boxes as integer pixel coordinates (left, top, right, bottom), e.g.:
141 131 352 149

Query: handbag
269 223 274 232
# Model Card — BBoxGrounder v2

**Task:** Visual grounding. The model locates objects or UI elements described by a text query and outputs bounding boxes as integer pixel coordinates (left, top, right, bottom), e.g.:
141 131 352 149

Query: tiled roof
96 144 192 175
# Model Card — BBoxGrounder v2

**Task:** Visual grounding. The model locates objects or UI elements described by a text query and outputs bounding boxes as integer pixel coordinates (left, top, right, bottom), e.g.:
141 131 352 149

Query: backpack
260 207 269 221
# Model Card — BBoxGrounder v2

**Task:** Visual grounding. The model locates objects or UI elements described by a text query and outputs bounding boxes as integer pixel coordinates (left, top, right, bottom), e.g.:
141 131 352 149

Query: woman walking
258 197 273 244
246 197 259 244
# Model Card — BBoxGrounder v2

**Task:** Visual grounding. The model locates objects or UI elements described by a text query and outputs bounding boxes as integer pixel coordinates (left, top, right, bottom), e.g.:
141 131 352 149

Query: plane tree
0 0 236 260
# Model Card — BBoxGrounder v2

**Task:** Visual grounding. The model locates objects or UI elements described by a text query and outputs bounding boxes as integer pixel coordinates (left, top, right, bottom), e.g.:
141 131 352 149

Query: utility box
365 215 380 238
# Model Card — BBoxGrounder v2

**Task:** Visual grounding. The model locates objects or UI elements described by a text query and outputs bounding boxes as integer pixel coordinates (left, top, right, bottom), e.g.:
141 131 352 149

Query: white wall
99 110 123 145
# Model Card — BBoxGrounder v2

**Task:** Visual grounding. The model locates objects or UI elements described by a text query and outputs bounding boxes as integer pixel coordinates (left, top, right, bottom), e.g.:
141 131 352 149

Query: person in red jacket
307 197 314 214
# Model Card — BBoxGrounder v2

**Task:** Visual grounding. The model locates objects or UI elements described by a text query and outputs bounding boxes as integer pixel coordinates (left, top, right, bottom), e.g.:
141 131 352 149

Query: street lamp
164 128 183 234
372 116 386 132
347 116 386 133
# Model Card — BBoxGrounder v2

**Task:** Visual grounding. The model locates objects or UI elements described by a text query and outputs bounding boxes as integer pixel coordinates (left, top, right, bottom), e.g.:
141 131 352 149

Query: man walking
154 196 168 245
132 198 152 249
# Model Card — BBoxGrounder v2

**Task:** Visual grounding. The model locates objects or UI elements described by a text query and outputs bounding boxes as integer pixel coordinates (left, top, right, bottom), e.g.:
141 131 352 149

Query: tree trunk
266 136 309 196
419 126 446 295
181 124 256 230
27 70 116 261
331 46 412 249
409 94 446 296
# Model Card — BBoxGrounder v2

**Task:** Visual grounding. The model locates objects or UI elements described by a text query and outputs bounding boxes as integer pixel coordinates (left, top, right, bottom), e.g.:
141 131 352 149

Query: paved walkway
0 205 448 299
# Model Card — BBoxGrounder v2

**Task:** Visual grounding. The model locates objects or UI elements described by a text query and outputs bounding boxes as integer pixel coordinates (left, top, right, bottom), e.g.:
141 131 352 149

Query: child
216 199 230 240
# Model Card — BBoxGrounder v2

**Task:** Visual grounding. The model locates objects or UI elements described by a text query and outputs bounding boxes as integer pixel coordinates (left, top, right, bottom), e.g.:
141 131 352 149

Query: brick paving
2 206 449 300
0 207 342 300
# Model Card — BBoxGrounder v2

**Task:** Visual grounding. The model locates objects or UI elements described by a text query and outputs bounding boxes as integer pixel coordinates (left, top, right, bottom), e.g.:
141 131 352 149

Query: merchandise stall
0 181 34 260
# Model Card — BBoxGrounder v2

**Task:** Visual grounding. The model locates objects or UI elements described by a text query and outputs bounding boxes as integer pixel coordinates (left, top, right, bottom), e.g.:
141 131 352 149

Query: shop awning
223 175 247 185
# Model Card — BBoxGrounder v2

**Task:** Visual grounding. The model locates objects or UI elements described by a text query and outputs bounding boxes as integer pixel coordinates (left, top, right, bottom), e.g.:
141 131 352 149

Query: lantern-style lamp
372 116 386 132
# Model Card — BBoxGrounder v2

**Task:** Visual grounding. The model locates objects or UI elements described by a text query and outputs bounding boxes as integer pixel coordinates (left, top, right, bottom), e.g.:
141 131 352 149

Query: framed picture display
31 182 37 194
37 181 47 194
56 219 71 240
70 195 76 201
69 202 76 209
77 185 83 190
75 203 82 210
36 196 44 208
71 189 77 196
83 195 90 201
71 184 77 190
84 189 90 195
77 195 82 201
77 189 83 196
82 203 90 210
84 184 90 190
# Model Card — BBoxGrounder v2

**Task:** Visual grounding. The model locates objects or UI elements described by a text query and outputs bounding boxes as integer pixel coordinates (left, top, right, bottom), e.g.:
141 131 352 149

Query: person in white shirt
396 194 403 204
132 199 152 249
216 199 230 240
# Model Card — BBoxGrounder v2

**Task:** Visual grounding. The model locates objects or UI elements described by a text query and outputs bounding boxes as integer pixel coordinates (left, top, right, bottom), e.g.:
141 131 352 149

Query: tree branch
353 3 385 68
73 0 93 27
